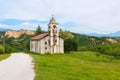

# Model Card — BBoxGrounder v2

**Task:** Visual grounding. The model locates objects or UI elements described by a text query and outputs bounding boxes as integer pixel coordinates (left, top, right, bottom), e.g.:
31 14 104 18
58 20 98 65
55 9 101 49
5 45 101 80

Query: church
30 17 64 54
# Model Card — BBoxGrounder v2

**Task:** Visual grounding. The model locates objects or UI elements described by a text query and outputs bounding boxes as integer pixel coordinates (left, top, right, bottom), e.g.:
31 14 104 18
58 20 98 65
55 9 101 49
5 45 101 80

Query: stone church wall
40 36 50 54
59 38 64 53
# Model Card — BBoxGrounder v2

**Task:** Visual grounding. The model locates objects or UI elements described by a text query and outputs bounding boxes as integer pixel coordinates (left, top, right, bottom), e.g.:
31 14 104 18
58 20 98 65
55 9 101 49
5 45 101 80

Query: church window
53 34 56 37
49 31 50 34
54 39 57 43
45 41 47 45
55 39 57 43
49 40 50 45
45 47 47 50
48 26 51 28
53 29 54 33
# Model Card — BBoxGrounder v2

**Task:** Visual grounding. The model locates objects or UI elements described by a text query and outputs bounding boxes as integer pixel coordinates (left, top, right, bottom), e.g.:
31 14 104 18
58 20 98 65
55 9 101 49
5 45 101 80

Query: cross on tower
52 14 54 18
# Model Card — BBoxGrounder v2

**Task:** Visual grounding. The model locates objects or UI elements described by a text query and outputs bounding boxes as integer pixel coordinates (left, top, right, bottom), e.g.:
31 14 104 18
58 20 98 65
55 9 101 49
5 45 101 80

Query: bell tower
48 17 59 53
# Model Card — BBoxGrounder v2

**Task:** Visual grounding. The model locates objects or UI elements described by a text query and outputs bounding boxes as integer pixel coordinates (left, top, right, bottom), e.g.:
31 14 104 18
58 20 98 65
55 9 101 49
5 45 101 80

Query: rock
5 29 35 38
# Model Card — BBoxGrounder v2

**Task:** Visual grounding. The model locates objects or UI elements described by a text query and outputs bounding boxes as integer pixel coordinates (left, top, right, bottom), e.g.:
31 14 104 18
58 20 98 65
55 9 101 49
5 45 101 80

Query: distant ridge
88 33 106 37
0 28 8 31
1 27 120 37
88 31 120 37
108 31 120 37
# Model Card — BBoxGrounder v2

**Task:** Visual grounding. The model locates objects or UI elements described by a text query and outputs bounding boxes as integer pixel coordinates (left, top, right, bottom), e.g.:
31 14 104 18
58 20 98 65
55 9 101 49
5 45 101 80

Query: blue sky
0 0 120 34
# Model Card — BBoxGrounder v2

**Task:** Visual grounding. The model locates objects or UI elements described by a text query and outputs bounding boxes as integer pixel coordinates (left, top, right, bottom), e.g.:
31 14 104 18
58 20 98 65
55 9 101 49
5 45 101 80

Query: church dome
49 17 57 24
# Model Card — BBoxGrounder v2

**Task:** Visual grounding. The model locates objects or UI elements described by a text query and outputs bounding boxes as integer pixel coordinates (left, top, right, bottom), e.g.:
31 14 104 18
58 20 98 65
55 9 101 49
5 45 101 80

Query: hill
108 31 120 37
0 31 5 35
30 51 120 80
72 32 119 47
0 28 8 31
1 29 120 58
5 29 35 38
88 31 120 37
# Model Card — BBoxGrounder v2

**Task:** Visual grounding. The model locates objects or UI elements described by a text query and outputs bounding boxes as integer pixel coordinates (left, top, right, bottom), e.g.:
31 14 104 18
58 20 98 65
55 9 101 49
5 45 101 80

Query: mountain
0 28 8 31
88 31 120 37
108 31 120 37
5 29 35 38
88 33 106 37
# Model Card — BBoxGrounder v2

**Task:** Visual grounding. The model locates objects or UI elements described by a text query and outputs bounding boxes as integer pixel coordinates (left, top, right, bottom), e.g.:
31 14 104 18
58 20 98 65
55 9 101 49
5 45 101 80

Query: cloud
0 0 120 34
0 22 48 31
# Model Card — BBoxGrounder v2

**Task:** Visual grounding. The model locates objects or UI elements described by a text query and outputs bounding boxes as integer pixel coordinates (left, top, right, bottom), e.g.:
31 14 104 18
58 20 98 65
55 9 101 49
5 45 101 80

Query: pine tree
35 25 42 35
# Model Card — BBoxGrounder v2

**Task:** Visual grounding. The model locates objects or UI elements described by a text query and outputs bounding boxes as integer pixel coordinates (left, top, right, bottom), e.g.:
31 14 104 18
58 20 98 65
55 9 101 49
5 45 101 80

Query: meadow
30 51 120 80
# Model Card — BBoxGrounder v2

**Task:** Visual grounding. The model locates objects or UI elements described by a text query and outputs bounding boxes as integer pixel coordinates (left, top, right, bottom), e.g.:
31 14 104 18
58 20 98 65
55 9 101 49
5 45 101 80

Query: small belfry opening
53 25 57 28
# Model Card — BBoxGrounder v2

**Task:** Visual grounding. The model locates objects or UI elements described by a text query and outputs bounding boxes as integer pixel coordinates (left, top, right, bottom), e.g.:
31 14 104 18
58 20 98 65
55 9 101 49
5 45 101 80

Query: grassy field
30 51 120 80
0 54 10 61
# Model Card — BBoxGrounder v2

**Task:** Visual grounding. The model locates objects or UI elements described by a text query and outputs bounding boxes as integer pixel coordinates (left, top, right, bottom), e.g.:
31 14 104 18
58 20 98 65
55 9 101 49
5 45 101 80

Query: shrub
78 46 96 51
96 43 120 59
4 45 16 53
0 45 4 54
64 38 78 53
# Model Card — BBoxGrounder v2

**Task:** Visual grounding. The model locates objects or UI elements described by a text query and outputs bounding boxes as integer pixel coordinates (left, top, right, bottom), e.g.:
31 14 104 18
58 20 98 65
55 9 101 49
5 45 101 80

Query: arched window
48 26 51 28
53 29 54 33
45 41 47 45
45 47 47 50
48 31 50 34
54 38 57 43
48 40 50 45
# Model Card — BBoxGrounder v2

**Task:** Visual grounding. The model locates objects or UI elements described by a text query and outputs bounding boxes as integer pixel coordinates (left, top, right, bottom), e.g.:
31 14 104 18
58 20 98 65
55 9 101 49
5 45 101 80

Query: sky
0 0 120 34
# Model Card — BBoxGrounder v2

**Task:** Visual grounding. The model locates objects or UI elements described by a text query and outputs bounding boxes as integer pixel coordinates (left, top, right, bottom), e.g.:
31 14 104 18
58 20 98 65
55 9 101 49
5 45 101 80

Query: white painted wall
30 36 64 54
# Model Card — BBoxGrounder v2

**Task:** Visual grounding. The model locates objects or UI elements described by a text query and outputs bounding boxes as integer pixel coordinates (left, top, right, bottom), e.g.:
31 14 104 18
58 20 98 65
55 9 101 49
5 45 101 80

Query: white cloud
0 22 48 31
0 0 120 33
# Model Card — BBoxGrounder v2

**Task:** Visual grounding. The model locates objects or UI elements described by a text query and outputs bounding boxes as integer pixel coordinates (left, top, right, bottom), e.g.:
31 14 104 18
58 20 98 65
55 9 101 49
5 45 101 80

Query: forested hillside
0 29 120 59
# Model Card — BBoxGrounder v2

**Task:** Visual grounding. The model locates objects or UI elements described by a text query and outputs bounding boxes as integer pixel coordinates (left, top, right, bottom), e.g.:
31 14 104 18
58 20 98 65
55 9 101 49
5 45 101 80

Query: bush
96 43 120 59
78 46 96 51
0 44 16 54
64 38 78 53
4 45 16 53
0 45 4 54
78 46 89 51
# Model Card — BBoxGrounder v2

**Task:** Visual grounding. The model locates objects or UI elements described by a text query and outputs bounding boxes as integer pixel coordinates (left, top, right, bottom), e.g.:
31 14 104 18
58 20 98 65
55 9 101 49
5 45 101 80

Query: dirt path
0 53 35 80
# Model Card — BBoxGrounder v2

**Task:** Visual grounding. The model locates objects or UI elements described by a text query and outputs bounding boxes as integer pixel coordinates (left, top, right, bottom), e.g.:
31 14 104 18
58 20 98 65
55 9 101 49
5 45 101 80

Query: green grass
0 54 10 61
30 51 120 80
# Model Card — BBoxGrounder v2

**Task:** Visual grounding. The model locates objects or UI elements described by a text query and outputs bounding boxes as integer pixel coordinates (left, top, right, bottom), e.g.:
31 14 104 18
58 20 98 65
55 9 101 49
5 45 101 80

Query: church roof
49 17 57 24
30 33 48 41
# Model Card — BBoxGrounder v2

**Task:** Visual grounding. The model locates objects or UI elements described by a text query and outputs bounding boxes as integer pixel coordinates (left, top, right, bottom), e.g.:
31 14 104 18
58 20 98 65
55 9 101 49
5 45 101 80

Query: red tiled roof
30 33 48 40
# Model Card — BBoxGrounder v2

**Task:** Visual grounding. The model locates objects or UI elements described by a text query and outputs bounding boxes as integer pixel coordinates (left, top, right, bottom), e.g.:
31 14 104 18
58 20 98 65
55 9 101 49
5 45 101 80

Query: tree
16 33 33 52
96 43 120 59
64 38 78 53
59 29 74 40
35 25 43 35
0 45 4 54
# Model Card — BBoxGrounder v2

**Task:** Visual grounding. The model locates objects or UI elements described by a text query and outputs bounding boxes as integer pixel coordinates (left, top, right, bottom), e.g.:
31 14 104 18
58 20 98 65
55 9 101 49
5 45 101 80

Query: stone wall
5 29 35 38
30 36 64 54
